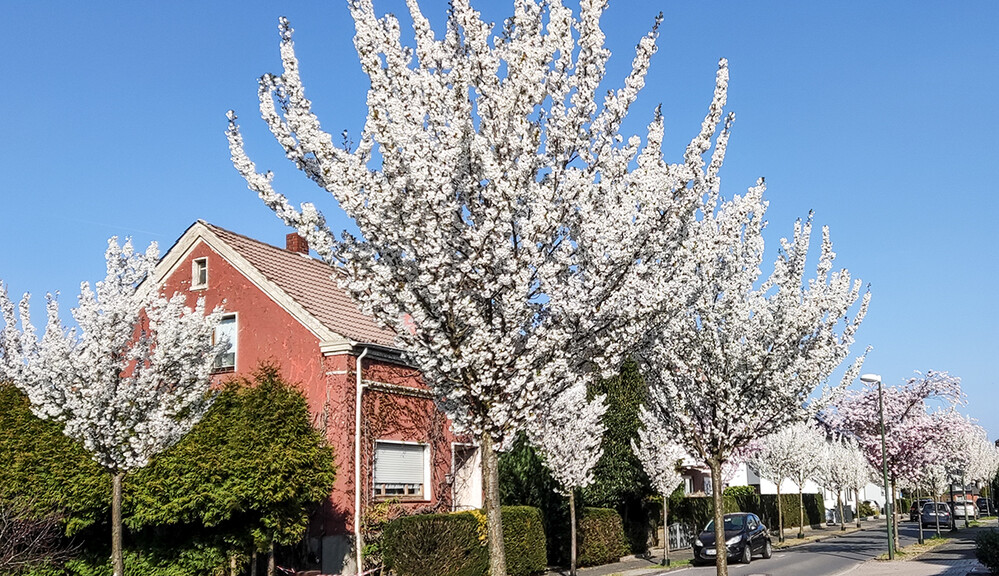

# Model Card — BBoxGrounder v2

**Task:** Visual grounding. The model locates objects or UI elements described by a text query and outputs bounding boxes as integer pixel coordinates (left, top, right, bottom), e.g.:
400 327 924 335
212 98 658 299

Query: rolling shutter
374 442 425 485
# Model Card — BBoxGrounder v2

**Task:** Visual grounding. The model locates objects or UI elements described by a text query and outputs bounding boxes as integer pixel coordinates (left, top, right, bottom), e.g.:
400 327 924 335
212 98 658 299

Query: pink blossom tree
826 371 966 549
0 239 224 576
226 1 739 572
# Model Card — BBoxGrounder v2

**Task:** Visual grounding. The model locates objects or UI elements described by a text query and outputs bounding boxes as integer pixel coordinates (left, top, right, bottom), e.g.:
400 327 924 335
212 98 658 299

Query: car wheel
741 543 752 564
762 540 773 559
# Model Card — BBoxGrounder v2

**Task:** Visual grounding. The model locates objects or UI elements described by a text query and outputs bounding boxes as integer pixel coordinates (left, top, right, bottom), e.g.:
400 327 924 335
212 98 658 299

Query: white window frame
191 258 208 290
213 313 237 372
373 440 431 501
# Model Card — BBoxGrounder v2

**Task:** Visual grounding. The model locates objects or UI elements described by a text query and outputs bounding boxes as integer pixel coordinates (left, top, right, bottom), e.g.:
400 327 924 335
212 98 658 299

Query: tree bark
916 485 924 544
837 491 845 531
890 478 899 551
111 471 125 576
797 484 805 539
776 482 784 542
250 549 258 576
482 433 507 576
230 552 238 576
854 489 862 528
662 496 670 566
569 490 577 576
708 459 728 576
933 495 941 537
267 540 275 576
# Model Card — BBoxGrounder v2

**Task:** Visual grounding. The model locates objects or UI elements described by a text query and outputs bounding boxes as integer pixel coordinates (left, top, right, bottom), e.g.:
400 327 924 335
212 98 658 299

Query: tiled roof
202 222 398 348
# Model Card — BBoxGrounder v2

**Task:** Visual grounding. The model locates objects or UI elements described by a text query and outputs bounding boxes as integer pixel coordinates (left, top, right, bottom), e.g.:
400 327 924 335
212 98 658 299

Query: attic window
192 258 208 290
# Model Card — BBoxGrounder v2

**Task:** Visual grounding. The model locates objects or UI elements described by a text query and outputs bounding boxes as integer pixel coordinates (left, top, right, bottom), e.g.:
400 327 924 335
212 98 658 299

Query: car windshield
923 503 948 512
704 515 746 532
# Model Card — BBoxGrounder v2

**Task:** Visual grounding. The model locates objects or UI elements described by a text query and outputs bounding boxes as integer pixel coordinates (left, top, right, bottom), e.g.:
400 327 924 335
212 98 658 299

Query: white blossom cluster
227 0 737 443
819 436 867 499
751 421 827 493
528 384 607 493
631 405 686 497
0 239 225 473
636 175 870 469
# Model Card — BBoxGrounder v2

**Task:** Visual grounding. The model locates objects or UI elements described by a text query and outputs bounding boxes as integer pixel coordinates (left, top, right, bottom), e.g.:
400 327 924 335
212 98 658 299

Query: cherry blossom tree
529 384 606 576
226 1 739 572
749 427 797 542
751 422 827 540
826 371 965 547
0 239 224 576
818 437 864 531
636 176 868 573
631 406 686 566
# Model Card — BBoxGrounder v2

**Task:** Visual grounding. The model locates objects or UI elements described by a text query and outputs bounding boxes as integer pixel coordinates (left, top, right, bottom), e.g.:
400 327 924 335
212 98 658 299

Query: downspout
354 347 369 576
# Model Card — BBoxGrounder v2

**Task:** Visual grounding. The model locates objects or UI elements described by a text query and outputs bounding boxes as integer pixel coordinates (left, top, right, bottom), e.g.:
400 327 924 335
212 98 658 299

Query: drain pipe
354 347 369 575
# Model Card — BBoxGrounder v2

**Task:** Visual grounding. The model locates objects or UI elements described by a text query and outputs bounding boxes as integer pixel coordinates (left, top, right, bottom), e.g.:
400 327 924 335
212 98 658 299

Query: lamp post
861 373 894 560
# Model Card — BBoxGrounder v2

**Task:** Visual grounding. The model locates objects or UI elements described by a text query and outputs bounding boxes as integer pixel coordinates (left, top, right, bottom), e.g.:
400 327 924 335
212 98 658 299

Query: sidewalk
841 518 996 576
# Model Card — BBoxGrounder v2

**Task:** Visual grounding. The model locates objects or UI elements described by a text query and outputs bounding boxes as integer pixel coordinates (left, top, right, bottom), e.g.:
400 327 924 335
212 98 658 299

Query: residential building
151 220 481 575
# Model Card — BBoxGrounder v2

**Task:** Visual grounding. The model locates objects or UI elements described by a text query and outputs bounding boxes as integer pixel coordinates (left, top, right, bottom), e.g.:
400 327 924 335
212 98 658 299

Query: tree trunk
111 471 125 576
230 553 239 576
250 549 258 576
854 489 861 528
662 496 670 566
267 540 275 576
776 482 784 542
933 495 941 537
837 491 845 531
482 433 507 576
962 477 970 529
797 484 805 539
708 459 728 576
569 490 577 576
890 478 899 551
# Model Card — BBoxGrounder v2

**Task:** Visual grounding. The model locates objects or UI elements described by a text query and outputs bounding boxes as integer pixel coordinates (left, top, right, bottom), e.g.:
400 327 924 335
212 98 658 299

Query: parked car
950 500 978 520
692 512 773 566
920 502 952 528
909 499 934 521
977 498 994 516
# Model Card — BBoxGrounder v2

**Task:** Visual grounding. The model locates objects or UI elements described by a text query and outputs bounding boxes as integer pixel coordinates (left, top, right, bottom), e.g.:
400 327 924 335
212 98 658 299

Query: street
677 519 958 576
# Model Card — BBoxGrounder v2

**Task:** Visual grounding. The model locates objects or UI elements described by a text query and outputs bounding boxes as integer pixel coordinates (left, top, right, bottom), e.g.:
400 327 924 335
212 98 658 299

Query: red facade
152 221 479 574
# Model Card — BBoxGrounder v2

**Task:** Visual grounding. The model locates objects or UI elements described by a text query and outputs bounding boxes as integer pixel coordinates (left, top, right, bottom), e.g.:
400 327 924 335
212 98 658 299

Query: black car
977 498 994 516
692 512 772 565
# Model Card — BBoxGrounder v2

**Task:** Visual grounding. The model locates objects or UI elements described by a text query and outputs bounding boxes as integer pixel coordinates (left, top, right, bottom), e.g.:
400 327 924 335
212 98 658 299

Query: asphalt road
674 519 950 576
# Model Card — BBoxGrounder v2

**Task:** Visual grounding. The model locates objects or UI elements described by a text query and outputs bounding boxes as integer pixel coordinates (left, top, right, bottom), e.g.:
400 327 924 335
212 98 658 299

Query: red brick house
151 220 481 574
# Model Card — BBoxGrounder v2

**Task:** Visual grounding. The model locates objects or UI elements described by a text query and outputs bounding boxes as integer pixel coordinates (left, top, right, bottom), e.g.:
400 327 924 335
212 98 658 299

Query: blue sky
1 2 996 437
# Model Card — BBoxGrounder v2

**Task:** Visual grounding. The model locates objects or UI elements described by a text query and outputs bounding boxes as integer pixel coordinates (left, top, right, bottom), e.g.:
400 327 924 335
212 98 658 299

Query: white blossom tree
636 177 868 574
839 440 875 529
529 384 606 576
631 406 686 566
750 422 826 541
226 1 739 572
818 437 862 531
0 239 224 576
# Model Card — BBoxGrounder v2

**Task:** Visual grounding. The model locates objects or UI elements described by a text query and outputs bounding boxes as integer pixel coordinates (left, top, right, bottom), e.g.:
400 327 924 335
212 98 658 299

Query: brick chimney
286 233 309 255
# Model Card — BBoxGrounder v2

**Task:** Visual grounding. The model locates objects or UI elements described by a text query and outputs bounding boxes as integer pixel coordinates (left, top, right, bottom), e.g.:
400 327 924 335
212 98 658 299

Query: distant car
976 498 994 516
909 499 933 521
692 512 772 566
950 500 978 520
920 502 952 528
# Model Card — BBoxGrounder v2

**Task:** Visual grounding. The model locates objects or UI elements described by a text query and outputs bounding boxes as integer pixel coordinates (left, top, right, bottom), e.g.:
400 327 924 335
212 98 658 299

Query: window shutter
374 443 425 484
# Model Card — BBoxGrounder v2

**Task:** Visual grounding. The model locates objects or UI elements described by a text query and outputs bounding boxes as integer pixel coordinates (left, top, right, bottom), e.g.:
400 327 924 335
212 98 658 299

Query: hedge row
669 492 826 533
382 506 546 576
382 506 631 575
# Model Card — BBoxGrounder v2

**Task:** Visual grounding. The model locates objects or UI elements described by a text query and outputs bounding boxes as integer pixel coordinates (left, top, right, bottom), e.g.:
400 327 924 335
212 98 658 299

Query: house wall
160 239 471 573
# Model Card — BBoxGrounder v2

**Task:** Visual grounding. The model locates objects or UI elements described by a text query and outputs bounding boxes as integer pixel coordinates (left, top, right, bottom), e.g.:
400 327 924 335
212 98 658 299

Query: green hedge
975 529 999 574
577 508 630 567
669 493 825 532
382 506 546 576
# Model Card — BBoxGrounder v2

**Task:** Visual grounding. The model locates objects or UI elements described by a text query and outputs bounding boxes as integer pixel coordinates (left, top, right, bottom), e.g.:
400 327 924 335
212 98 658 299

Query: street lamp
861 373 895 560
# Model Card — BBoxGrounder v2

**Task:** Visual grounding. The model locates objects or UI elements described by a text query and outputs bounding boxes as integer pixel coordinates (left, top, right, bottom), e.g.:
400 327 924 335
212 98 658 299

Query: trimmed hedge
975 529 999 574
577 508 630 567
669 493 825 533
381 506 546 576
